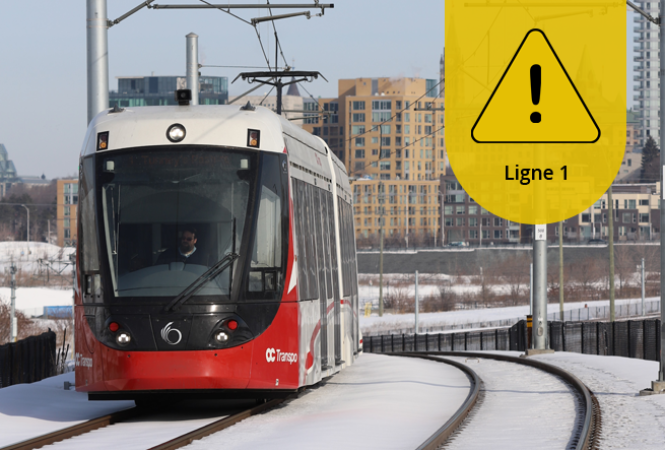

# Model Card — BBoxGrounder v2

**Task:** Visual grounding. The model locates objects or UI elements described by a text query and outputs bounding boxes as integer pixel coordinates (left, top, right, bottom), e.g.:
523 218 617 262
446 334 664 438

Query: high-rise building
0 143 18 199
56 180 78 247
303 77 444 247
109 75 228 108
633 1 661 147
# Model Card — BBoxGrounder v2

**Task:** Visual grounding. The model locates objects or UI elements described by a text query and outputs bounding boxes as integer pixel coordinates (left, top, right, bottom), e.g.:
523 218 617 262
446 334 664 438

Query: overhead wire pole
627 0 665 392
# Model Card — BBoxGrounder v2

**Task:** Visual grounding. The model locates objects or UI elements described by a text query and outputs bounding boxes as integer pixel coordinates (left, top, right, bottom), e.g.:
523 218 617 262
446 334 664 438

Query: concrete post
86 0 109 123
10 263 17 342
533 225 548 350
415 270 419 334
186 33 199 105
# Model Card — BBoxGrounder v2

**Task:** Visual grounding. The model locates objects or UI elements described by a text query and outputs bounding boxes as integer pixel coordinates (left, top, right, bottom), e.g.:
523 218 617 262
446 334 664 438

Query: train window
293 179 309 299
96 148 290 301
327 193 339 301
305 184 319 298
80 156 100 273
313 188 327 303
321 191 333 300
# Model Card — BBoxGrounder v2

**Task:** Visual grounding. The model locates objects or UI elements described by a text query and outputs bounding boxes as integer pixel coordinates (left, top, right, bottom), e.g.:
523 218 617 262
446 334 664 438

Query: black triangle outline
471 28 601 144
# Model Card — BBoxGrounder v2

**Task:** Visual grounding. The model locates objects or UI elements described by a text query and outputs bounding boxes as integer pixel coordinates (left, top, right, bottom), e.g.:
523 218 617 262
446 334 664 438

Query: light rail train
74 94 360 402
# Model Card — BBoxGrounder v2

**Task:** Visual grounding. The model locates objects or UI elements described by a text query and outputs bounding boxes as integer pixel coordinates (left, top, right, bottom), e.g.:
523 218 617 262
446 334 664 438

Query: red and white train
74 95 360 401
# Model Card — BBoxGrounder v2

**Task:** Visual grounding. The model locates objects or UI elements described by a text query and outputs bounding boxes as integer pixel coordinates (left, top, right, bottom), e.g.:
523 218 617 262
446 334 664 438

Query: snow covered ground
0 372 134 448
2 352 664 448
0 287 74 318
360 297 658 336
0 241 75 274
0 354 470 450
443 356 576 449
528 352 665 449
184 353 470 450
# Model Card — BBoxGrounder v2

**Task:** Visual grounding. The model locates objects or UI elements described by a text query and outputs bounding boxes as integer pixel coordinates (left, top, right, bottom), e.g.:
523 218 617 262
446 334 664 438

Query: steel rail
391 353 482 450
147 398 284 450
1 398 285 450
412 352 599 450
2 407 140 450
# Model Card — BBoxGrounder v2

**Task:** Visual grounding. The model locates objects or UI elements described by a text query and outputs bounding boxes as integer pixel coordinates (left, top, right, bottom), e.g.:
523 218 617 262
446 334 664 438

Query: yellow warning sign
472 29 600 144
445 2 626 225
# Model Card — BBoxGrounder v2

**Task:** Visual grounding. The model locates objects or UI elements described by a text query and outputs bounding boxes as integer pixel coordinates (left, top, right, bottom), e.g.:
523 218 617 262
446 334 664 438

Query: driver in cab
156 226 209 266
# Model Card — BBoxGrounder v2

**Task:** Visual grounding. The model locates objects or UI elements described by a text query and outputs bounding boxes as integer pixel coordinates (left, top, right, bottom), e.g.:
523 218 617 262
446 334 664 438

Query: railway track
1 398 285 450
399 352 601 450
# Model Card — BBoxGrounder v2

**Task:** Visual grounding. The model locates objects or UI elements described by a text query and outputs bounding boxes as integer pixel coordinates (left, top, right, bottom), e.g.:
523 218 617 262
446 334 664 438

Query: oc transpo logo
160 322 182 345
265 348 298 364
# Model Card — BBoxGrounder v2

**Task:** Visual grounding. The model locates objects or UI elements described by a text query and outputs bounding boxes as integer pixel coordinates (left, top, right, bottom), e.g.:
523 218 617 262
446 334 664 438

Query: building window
456 217 465 226
469 218 478 227
352 113 365 122
622 213 631 223
355 150 365 158
639 213 649 222
469 229 478 239
456 206 465 214
351 125 365 135
380 162 391 171
494 218 503 226
494 230 503 239
64 206 70 217
581 213 590 222
352 101 365 110
468 205 478 215
354 162 365 171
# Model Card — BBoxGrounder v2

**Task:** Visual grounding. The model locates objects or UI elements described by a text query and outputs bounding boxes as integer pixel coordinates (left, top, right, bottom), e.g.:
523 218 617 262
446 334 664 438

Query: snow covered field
0 241 75 274
360 297 659 336
0 287 73 318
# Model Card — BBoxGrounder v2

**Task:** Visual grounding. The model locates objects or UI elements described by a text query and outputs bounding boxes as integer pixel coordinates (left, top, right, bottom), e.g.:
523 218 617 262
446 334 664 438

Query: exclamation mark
530 64 541 124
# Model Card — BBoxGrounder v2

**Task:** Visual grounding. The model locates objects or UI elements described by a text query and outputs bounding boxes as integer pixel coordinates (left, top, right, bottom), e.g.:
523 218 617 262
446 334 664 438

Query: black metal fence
365 319 661 362
0 331 57 388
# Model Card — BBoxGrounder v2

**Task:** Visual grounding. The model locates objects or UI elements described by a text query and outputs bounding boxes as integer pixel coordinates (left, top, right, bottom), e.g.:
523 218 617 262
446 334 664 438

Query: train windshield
97 148 287 301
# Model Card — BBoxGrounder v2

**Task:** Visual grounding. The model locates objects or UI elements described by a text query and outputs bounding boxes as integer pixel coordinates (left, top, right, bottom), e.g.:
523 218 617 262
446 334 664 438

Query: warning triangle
471 29 600 143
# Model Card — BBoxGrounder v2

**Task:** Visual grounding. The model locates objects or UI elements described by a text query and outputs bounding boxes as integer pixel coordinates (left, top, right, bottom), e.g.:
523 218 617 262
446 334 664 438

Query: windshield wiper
164 253 239 313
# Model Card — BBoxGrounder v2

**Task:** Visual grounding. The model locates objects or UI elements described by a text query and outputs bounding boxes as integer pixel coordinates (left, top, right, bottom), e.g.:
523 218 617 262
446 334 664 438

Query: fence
0 330 56 388
363 300 662 337
365 318 661 363
547 300 661 323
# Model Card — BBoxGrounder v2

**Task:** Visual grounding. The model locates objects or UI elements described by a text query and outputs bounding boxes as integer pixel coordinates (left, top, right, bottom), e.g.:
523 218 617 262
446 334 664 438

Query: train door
310 186 331 370
325 191 341 366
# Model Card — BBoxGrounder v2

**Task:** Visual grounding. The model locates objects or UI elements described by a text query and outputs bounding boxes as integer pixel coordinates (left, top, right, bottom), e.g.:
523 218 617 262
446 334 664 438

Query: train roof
81 104 350 196
82 106 345 169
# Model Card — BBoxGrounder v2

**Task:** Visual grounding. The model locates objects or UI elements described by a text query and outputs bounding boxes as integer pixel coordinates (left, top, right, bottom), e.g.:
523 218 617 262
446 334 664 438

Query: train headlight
116 332 132 346
166 124 186 143
215 331 229 343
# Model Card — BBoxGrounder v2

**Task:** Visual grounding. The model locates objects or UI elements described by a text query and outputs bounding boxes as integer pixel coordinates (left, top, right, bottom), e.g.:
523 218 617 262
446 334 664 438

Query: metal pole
533 225 548 349
379 228 384 317
20 204 29 243
608 186 615 322
559 221 564 321
530 262 533 315
186 33 199 105
86 0 109 123
641 257 645 316
415 270 419 334
659 0 665 382
10 263 17 342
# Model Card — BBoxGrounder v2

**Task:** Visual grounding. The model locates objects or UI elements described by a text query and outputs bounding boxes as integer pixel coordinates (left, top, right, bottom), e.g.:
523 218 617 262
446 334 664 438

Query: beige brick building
56 179 78 247
303 77 444 247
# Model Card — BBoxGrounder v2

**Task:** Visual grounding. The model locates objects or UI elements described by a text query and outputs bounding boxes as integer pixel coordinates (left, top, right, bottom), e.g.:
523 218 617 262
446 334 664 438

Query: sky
0 2 636 180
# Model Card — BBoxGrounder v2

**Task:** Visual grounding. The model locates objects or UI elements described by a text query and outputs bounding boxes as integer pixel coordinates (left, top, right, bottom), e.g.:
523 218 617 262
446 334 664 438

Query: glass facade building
633 1 661 147
110 76 229 108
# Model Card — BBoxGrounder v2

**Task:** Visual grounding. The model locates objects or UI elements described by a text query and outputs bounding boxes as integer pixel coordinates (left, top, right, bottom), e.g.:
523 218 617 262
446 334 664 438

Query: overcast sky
0 2 635 180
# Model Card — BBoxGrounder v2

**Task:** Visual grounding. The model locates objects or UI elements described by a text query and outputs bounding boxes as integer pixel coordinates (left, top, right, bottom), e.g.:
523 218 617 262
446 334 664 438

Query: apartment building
56 179 78 247
522 183 661 243
440 172 521 246
303 77 443 246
